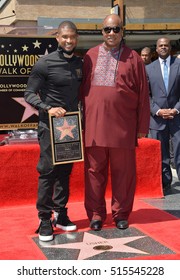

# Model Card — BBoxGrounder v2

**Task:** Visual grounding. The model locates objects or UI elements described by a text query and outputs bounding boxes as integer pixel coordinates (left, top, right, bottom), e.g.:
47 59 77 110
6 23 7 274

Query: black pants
150 123 180 186
169 137 174 166
36 121 73 220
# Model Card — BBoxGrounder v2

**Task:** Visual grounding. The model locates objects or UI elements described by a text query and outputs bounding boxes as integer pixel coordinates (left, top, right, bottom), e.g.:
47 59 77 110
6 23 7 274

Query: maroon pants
84 146 136 223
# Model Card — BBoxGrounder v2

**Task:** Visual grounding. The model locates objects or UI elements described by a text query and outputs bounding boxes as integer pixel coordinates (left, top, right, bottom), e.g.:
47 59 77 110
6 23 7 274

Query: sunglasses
103 26 121 34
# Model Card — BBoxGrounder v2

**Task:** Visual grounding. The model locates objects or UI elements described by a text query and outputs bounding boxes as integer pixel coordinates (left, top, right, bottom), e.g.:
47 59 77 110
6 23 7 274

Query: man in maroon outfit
81 14 150 231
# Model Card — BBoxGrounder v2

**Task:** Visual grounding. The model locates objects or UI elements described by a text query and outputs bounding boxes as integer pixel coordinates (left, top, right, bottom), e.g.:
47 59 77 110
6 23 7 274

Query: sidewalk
144 168 180 219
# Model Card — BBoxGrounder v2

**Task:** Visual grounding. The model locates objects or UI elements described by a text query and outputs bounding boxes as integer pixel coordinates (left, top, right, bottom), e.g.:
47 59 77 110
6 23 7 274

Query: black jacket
24 47 83 120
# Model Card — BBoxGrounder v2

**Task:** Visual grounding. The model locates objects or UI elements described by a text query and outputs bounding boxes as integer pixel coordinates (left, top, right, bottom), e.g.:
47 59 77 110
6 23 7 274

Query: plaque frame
49 111 84 165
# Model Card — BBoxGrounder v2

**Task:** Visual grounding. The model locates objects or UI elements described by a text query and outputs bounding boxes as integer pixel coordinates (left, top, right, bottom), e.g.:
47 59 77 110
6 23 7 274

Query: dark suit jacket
146 56 180 130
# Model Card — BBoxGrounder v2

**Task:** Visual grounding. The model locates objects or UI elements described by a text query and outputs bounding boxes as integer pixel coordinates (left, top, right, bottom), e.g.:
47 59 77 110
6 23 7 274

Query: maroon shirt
81 43 150 148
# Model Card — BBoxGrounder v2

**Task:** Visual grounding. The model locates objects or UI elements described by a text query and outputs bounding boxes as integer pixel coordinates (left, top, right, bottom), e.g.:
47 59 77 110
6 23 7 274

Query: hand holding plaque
49 111 84 164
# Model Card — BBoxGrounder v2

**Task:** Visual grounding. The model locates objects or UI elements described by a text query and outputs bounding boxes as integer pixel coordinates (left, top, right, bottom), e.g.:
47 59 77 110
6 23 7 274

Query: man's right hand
158 109 174 119
48 107 66 118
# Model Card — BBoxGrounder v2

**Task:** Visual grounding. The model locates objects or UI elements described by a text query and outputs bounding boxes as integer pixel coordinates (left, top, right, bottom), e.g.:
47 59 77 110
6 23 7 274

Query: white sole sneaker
39 234 53 242
55 224 77 231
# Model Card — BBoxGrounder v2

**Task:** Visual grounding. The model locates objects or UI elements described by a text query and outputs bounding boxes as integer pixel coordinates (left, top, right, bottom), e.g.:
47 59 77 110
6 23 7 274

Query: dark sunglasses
103 26 121 34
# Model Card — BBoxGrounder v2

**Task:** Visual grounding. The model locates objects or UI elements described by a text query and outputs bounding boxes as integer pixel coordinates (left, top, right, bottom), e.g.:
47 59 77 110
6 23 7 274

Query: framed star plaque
49 111 84 164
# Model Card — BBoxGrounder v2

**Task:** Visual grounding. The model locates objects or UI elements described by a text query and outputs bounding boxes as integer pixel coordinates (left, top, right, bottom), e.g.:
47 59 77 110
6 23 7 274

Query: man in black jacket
24 21 82 241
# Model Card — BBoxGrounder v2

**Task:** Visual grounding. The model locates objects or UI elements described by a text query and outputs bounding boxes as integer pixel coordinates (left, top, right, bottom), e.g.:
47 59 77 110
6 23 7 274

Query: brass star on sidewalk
43 232 148 260
56 119 76 140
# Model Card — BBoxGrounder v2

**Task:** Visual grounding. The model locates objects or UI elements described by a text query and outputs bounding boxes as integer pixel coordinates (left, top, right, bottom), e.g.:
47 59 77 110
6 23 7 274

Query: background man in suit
146 37 180 191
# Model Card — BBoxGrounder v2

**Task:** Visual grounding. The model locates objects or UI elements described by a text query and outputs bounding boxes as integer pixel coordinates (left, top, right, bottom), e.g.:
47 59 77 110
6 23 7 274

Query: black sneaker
35 220 53 241
53 211 77 231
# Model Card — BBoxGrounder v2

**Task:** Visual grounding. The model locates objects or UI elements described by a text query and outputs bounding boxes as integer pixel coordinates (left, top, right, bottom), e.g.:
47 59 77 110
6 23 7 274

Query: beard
59 45 75 55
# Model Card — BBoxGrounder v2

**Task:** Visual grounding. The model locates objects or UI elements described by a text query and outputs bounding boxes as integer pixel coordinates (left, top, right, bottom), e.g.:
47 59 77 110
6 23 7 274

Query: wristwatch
44 105 52 112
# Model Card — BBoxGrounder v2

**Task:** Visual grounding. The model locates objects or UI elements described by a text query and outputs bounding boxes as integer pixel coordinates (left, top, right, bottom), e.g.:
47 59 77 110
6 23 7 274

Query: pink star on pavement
56 119 76 140
43 232 148 260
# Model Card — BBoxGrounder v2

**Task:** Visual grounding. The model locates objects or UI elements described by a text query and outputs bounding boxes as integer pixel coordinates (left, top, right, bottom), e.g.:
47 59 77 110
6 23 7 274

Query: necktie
163 60 169 92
